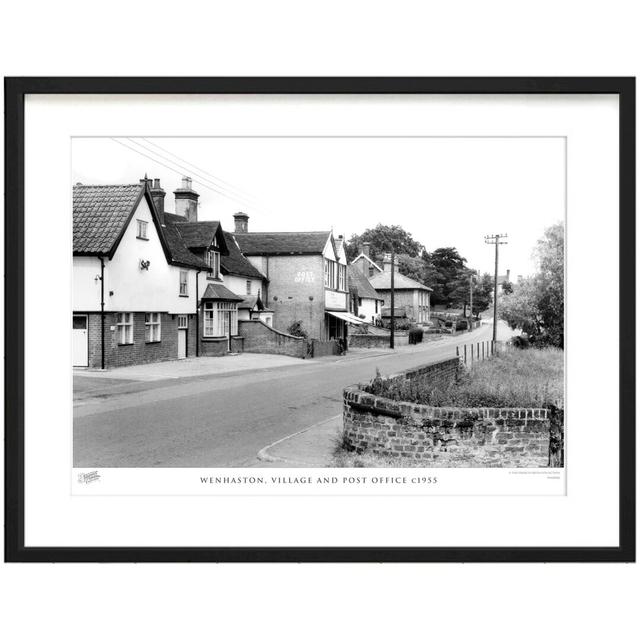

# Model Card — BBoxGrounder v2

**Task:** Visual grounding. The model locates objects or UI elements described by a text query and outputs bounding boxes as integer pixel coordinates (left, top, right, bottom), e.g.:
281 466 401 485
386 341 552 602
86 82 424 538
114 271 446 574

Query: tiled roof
234 231 330 255
201 283 243 301
174 221 221 249
73 184 143 254
162 225 209 269
368 270 433 291
221 232 265 279
348 265 383 300
238 294 272 311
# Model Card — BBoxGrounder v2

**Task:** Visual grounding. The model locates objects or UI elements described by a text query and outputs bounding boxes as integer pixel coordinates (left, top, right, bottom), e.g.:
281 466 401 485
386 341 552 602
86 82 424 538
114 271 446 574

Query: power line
139 137 263 206
120 138 264 210
109 138 268 213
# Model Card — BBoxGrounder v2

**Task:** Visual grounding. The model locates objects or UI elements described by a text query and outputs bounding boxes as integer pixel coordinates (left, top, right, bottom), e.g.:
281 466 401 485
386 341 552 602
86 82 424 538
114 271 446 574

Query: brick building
232 214 364 344
73 176 271 369
72 179 211 368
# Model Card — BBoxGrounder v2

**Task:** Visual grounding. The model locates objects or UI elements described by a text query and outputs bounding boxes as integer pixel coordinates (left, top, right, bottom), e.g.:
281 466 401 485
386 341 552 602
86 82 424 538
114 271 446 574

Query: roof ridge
234 230 330 235
73 183 142 188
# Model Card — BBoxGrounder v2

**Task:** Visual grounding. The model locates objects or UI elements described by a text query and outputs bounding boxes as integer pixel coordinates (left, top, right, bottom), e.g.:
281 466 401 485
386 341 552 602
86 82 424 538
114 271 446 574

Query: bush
286 320 308 339
365 348 563 408
511 335 530 349
408 326 424 344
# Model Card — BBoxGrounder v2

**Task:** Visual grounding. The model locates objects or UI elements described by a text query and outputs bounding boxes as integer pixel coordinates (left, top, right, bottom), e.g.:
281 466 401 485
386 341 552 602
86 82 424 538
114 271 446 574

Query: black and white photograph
6 77 632 563
72 135 565 473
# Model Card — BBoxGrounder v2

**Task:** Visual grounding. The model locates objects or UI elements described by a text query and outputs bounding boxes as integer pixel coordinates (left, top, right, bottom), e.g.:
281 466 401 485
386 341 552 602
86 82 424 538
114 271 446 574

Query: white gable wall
73 197 199 314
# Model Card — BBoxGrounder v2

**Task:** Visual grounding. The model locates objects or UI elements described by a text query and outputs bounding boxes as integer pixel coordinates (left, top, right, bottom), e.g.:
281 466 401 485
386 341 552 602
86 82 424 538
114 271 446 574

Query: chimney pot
361 242 371 258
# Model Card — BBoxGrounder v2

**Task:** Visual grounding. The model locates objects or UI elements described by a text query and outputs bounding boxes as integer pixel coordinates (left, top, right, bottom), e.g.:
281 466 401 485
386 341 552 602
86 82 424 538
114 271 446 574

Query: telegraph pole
468 271 474 332
484 234 508 342
390 247 395 349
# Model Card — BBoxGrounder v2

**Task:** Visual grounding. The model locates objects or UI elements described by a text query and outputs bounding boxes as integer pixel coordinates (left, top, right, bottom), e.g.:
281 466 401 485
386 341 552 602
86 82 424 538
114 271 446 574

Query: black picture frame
4 77 635 563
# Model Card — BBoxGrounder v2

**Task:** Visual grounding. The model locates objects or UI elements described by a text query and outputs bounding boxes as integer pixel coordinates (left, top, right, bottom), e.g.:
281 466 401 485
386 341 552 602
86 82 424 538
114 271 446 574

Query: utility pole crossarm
485 234 508 343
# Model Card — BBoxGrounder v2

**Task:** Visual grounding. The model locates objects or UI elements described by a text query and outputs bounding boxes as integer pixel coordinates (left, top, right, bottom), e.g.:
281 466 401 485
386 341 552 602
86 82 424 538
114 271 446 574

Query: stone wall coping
345 380 548 419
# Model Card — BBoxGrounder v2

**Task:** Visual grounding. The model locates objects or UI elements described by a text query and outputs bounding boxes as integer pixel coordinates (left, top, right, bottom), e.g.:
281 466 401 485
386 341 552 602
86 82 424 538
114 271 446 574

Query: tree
427 247 469 306
345 224 424 263
449 272 494 317
500 223 564 347
396 253 441 290
501 280 514 295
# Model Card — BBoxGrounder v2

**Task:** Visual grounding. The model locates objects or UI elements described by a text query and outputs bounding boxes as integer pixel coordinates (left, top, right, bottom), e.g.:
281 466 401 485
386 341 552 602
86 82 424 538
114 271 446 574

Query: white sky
72 136 565 276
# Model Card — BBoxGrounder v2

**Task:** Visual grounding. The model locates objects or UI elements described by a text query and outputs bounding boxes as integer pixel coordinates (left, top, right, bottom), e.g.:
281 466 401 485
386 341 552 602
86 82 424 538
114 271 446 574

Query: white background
1 1 638 639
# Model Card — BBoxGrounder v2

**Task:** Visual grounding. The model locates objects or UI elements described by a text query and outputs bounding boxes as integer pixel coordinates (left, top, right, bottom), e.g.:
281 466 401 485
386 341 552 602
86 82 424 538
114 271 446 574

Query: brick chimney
360 242 371 276
150 178 166 220
233 212 249 233
174 177 199 222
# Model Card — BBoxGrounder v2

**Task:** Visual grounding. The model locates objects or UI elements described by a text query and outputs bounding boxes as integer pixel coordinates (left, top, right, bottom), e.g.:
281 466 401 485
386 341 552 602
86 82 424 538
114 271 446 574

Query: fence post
464 344 467 365
482 341 485 360
456 345 459 360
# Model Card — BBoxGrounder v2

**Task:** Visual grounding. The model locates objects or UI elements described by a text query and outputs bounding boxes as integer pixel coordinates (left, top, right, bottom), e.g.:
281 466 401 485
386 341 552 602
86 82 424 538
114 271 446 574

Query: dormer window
206 249 220 279
136 219 148 240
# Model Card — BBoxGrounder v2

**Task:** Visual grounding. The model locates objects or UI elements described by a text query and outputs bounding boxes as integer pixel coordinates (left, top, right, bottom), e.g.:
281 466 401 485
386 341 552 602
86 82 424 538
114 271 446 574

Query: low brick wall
238 320 307 358
230 336 244 353
342 358 563 467
310 339 340 358
199 336 229 357
348 333 409 349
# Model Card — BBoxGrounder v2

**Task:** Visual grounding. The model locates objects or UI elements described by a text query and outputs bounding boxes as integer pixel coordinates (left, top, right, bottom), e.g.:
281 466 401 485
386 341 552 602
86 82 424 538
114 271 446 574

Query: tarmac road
73 323 508 467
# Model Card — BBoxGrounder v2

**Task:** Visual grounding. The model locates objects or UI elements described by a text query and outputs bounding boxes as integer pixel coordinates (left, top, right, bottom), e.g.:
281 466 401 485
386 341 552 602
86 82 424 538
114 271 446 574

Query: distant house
350 242 383 279
348 265 384 325
232 214 363 343
368 254 432 325
73 179 210 368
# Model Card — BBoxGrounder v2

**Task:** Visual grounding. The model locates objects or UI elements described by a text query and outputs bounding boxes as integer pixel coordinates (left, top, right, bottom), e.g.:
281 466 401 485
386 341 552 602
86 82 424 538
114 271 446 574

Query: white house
73 179 210 368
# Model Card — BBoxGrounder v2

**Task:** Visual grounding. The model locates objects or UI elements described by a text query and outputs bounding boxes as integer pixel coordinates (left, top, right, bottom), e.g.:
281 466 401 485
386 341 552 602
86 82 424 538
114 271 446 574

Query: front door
178 329 187 359
72 315 88 366
177 315 188 359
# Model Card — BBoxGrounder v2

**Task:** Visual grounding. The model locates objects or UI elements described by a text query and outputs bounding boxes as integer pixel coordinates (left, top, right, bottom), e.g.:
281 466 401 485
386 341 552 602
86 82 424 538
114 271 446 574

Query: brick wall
263 255 327 339
199 336 229 357
86 311 197 369
342 357 563 467
347 333 410 349
238 320 307 358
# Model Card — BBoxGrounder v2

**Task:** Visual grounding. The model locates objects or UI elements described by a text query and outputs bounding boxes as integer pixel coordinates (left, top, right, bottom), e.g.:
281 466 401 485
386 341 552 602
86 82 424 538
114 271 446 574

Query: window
178 315 188 329
324 259 336 289
117 313 133 344
206 250 220 278
179 270 188 296
203 302 238 337
136 219 148 239
338 264 346 291
145 313 161 342
246 280 252 295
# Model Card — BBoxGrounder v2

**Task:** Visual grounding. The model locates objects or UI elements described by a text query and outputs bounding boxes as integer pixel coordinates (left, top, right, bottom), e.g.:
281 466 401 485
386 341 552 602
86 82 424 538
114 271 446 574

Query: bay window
203 302 238 337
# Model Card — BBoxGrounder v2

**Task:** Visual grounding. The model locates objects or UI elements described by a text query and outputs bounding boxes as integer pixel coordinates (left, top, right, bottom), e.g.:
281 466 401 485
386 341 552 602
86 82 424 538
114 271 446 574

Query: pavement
255 414 343 467
73 321 517 468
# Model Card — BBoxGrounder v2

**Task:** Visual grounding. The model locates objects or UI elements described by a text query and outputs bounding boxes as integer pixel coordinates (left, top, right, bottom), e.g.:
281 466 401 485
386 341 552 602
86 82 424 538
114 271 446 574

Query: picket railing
457 340 509 366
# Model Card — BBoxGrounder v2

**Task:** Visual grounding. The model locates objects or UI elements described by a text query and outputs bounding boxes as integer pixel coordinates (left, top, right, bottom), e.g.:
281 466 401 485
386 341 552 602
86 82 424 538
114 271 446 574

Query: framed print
4 77 635 562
